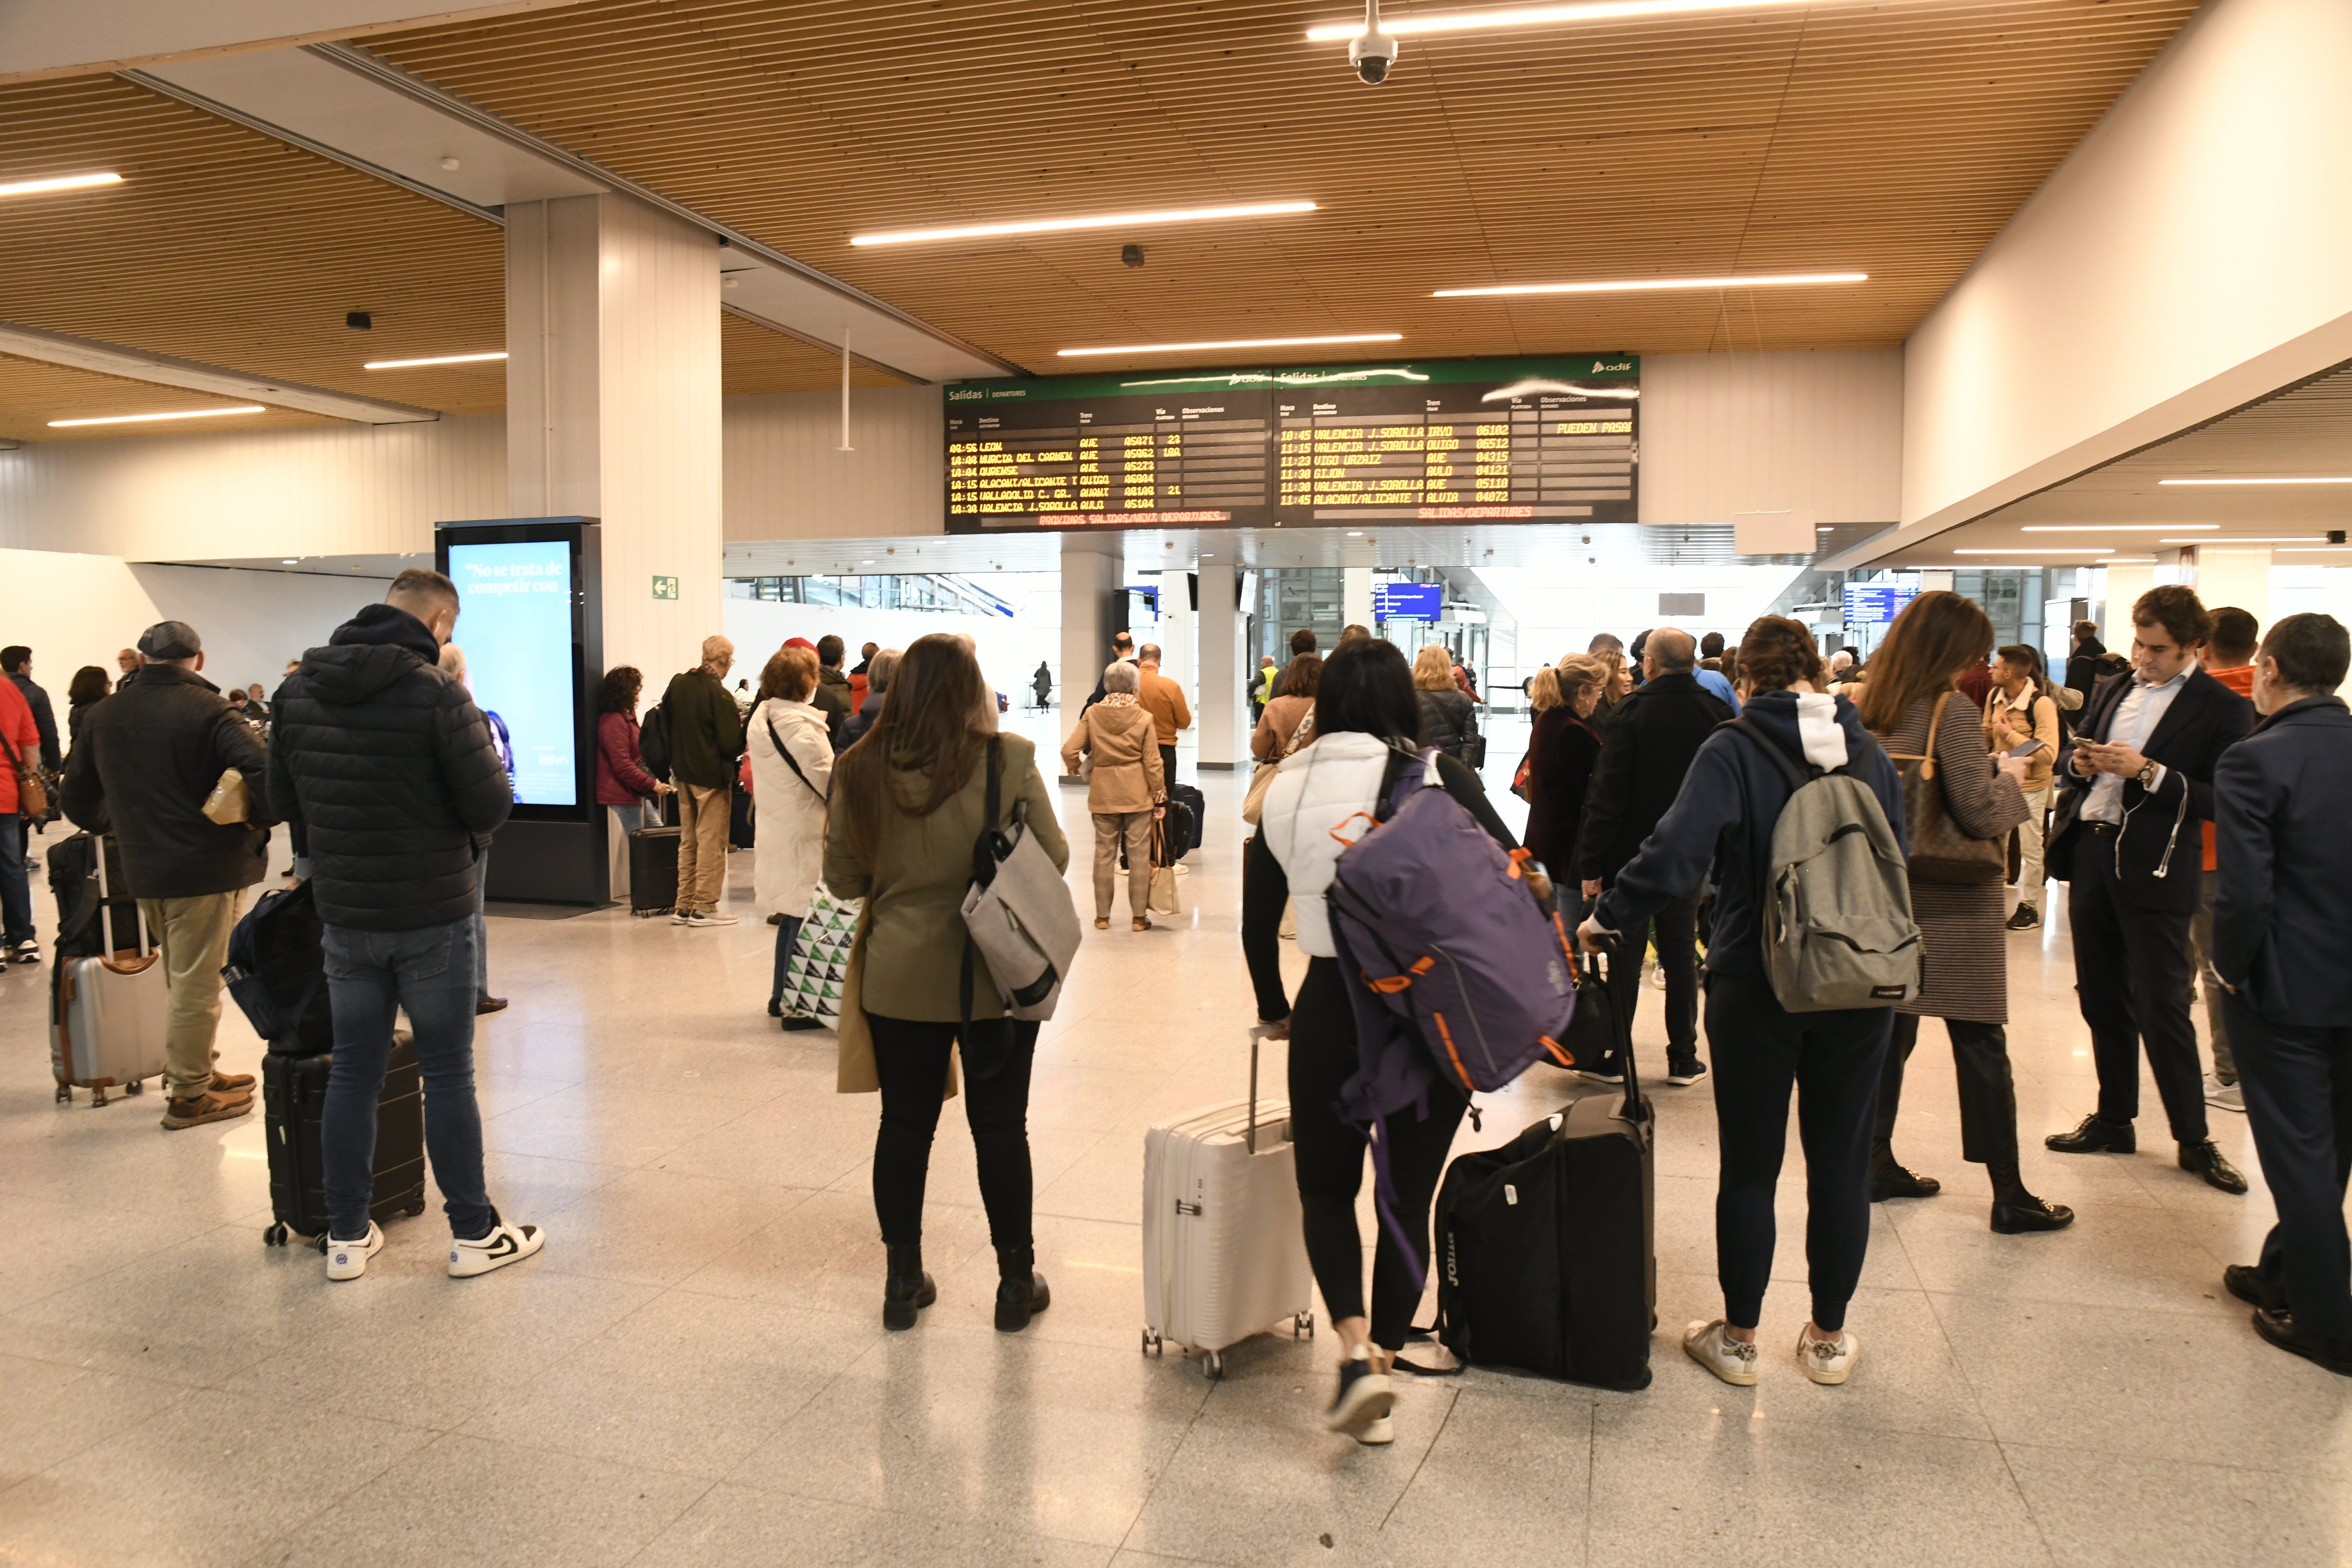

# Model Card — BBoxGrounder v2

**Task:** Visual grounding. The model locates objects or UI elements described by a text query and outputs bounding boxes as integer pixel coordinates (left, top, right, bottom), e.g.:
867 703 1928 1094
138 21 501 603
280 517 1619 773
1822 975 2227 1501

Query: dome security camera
1349 0 1398 84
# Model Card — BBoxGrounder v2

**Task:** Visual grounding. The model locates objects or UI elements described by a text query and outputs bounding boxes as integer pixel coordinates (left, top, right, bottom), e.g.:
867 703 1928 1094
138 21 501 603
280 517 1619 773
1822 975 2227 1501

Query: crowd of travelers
7 572 2350 1448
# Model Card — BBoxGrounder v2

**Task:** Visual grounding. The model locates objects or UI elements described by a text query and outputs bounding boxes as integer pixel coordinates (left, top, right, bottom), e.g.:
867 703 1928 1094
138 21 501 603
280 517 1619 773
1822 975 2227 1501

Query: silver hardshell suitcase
1141 1029 1315 1377
52 838 169 1105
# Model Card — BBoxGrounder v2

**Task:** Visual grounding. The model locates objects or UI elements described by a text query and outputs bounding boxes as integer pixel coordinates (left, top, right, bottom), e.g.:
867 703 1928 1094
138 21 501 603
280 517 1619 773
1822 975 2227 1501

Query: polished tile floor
3 729 2348 1566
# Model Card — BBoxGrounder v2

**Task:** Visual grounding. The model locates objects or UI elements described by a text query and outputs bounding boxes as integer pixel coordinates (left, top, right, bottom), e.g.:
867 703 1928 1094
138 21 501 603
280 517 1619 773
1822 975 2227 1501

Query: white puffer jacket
1257 730 1396 958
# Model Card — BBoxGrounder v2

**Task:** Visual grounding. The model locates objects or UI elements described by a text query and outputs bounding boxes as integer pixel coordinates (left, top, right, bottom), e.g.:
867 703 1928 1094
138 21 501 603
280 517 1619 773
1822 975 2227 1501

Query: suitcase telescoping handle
1245 1022 1277 1154
1591 936 1643 1120
93 834 157 977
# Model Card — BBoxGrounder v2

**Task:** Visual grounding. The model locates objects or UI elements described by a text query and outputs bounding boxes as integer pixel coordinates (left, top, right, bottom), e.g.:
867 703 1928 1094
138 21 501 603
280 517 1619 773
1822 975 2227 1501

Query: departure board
944 355 1636 532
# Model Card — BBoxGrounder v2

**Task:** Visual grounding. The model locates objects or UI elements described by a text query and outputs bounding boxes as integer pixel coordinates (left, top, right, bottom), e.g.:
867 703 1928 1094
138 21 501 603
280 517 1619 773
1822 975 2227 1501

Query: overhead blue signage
1843 582 1917 625
1372 582 1443 620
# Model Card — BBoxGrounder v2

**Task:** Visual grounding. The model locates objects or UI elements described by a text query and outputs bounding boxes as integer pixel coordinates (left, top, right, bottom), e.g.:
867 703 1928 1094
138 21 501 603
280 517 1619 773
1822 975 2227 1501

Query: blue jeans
471 848 491 999
769 913 803 1009
0 817 32 947
321 917 495 1242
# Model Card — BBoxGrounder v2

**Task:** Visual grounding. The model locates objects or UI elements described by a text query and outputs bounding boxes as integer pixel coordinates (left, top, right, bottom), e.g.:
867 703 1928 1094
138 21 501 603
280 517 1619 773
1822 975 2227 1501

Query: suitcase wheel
264 1223 288 1247
90 1086 108 1107
1201 1350 1223 1381
1294 1311 1315 1339
1142 1330 1164 1358
406 1197 427 1217
124 1079 144 1095
54 1083 71 1104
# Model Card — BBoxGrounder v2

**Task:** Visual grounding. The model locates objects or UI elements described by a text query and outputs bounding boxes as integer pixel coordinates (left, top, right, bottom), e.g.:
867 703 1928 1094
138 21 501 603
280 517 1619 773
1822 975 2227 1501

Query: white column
1343 566 1374 631
1059 534 1121 738
2190 544 2272 632
506 194 721 688
2102 563 2155 648
1196 559 1247 770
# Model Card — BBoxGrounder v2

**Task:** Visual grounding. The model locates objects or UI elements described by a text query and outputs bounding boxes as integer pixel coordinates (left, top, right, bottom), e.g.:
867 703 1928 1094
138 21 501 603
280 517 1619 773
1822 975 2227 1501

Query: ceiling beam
0 0 594 86
0 321 440 425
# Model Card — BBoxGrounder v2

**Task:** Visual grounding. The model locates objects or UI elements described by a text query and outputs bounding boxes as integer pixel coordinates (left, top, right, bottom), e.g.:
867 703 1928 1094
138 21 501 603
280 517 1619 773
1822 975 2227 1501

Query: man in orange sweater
2197 607 2262 1113
1135 642 1192 788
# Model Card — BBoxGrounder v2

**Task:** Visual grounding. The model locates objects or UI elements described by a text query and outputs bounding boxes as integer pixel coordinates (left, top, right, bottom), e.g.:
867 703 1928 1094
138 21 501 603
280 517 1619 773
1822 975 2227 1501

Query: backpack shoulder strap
1718 715 1814 793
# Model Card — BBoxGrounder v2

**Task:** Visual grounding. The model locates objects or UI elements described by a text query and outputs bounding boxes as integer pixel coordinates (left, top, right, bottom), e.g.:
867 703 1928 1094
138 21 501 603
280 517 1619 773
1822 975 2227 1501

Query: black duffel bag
221 880 335 1053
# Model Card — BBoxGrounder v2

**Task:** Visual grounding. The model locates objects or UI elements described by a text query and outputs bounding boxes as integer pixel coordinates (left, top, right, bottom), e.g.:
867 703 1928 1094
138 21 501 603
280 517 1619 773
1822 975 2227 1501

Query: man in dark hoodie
1580 616 1907 1392
813 635 852 740
269 570 542 1283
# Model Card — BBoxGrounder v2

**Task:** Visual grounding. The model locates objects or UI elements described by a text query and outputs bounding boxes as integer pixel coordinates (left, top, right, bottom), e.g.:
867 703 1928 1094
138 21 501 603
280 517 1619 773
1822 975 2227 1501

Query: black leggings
1288 956 1469 1350
1704 969 1890 1334
867 1013 1038 1257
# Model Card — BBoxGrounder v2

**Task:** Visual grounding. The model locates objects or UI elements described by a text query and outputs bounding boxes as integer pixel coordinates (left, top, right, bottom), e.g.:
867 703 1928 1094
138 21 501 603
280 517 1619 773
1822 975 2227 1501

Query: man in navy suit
2211 613 2352 1375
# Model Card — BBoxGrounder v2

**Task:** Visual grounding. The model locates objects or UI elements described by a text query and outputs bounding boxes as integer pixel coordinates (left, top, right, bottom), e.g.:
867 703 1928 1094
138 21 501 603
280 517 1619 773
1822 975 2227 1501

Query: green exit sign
651 575 680 600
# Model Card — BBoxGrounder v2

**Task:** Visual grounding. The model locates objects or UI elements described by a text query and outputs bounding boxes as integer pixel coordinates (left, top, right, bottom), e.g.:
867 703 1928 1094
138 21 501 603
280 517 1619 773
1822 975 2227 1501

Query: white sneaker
448 1219 545 1278
326 1222 384 1282
2203 1074 2245 1113
689 910 739 928
1648 964 1668 991
669 909 692 925
1355 1415 1395 1446
1683 1319 1759 1386
1797 1323 1859 1385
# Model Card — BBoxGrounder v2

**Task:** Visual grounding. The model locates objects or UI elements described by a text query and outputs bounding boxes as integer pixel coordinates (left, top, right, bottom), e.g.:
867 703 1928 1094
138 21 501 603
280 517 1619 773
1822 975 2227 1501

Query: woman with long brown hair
1859 591 2072 1234
824 634 1070 1333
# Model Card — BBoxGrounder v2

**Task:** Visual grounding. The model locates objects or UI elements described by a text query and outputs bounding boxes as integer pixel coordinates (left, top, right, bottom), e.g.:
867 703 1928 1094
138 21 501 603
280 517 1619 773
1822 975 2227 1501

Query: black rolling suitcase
1172 783 1206 852
629 826 681 916
1156 797 1196 865
729 777 756 849
1428 948 1656 1389
261 1033 428 1251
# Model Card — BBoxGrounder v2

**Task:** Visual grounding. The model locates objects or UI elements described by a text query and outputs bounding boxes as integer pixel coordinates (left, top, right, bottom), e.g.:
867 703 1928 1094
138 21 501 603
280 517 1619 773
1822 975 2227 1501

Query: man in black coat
2211 613 2352 1375
60 621 275 1128
2045 586 2254 1192
2063 619 2108 705
1574 626 1731 1087
269 570 542 1282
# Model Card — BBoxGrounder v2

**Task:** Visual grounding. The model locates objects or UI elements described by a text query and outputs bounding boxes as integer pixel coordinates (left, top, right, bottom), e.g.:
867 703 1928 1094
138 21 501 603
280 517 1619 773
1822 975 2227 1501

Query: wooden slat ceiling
0 354 339 443
368 0 2199 371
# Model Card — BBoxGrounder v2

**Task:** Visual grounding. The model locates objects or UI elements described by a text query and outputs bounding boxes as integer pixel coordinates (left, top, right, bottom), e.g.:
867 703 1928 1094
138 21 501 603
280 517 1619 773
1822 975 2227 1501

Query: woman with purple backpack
1242 638 1524 1446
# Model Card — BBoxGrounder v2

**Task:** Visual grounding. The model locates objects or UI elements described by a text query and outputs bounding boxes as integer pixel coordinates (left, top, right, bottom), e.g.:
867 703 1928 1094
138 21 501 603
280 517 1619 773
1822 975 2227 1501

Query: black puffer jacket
59 662 273 899
267 604 514 931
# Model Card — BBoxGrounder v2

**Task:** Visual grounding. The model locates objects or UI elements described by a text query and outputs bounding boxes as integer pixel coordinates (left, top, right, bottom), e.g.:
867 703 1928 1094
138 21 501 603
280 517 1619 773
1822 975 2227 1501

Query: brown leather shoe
1133 917 1153 932
160 1090 255 1130
209 1069 256 1094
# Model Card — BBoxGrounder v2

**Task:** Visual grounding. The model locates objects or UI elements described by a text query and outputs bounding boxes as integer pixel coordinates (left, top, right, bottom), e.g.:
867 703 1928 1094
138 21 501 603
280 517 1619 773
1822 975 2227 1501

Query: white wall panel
1640 349 1903 526
724 385 944 541
0 415 503 560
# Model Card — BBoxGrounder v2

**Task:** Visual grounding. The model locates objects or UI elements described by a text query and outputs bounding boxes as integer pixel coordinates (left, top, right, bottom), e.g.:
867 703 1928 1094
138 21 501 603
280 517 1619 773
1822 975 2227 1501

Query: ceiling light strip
1059 333 1400 358
49 405 267 428
1307 0 1809 40
0 172 122 199
364 351 509 370
2018 524 2217 533
2156 476 2352 486
1434 271 1865 299
854 201 1317 248
1951 548 2113 556
2157 537 2327 545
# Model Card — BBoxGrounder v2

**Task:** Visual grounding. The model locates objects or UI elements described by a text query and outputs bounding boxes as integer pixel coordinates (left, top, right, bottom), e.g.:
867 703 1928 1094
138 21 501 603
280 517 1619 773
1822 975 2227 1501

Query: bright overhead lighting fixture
1307 0 1808 40
47 404 266 428
1058 332 1400 358
2158 537 2327 544
2018 524 2216 533
364 351 508 370
0 171 122 199
1434 271 1865 299
1952 548 2113 556
851 201 1316 248
2158 476 2352 486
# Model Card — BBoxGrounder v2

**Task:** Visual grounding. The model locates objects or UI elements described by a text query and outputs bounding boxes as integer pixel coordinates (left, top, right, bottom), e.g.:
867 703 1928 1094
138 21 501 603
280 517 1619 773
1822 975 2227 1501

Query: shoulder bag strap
765 710 829 804
959 735 1004 1029
1281 707 1316 757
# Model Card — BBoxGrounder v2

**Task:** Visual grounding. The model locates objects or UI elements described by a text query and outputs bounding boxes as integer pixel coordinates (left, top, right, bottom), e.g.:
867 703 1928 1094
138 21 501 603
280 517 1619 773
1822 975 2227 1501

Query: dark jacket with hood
1593 688 1906 981
9 671 59 771
814 665 851 740
1575 669 1736 884
60 662 274 899
267 604 513 931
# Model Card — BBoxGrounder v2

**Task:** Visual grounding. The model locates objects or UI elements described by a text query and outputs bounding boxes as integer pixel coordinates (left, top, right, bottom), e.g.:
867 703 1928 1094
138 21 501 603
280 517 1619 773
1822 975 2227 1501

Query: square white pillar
506 194 721 689
2191 545 2272 633
2103 564 2155 648
1196 559 1247 769
1343 566 1374 632
1060 534 1122 735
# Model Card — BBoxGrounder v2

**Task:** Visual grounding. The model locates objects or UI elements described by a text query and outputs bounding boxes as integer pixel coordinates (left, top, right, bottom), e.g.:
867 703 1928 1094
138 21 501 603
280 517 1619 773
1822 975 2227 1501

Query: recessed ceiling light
364 351 508 370
1435 271 1864 299
851 200 1316 248
2019 523 2217 532
1347 531 1364 537
0 171 122 199
1307 0 1811 41
2157 476 2352 486
282 558 299 564
48 405 266 427
1058 332 1401 358
1951 548 2113 556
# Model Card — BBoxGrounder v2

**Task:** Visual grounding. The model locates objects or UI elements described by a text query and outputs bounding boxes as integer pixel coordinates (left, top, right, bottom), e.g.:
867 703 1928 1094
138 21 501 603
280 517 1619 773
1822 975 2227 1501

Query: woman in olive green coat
825 633 1070 1334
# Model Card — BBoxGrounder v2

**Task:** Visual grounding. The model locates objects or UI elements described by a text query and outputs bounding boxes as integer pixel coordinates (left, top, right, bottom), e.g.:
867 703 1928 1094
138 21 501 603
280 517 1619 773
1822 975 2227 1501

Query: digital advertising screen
943 354 1639 533
446 538 579 807
1372 582 1443 620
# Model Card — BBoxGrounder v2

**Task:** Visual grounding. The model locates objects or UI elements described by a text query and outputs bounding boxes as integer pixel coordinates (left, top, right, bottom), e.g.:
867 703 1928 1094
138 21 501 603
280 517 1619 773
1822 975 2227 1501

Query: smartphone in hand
2007 738 2046 759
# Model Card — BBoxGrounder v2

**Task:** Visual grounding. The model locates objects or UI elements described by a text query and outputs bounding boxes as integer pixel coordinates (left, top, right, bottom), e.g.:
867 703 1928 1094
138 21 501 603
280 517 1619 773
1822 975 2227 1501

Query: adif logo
1590 359 1633 373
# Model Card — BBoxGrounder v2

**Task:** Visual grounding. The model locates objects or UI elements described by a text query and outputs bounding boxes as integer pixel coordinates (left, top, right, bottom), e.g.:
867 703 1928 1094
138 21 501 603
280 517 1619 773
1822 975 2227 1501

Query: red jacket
2199 662 2259 871
0 677 36 815
596 710 661 805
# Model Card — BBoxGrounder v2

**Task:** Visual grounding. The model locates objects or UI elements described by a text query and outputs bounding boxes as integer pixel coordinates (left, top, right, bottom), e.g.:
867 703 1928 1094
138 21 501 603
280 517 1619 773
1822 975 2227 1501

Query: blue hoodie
1593 687 1906 980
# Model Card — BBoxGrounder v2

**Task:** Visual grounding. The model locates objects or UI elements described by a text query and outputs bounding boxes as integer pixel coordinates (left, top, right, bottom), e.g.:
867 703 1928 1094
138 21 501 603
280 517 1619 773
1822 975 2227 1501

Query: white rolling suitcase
52 838 169 1106
1142 1029 1315 1378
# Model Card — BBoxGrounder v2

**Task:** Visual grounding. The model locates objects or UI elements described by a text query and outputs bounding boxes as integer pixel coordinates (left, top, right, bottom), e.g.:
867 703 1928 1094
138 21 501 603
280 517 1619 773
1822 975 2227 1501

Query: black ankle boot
883 1242 936 1331
994 1246 1051 1333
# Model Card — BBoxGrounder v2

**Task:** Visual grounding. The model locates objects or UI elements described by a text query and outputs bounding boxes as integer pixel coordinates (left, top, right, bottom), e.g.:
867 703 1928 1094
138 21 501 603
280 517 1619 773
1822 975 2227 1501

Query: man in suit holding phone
2045 586 2255 1191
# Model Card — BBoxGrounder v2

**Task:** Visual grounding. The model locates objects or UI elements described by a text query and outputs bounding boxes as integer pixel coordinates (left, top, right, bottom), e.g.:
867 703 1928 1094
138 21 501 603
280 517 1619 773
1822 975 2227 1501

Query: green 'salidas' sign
945 354 1639 404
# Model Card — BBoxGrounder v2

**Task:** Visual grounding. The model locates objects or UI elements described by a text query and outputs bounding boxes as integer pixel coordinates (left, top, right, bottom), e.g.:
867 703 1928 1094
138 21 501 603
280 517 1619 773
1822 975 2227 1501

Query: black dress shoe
2180 1140 2249 1194
2251 1307 2352 1376
1870 1163 1942 1201
2224 1264 2286 1312
994 1270 1053 1332
1991 1195 2075 1233
2046 1114 2136 1154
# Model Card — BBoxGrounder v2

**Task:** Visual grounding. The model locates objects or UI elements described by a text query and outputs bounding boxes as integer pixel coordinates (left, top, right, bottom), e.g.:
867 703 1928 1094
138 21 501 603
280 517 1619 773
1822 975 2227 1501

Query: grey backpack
1723 718 1920 1013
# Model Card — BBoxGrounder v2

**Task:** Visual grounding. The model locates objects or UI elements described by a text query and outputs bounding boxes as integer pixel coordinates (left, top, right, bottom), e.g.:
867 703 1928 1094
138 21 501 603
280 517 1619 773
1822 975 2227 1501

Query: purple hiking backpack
1323 747 1582 1283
